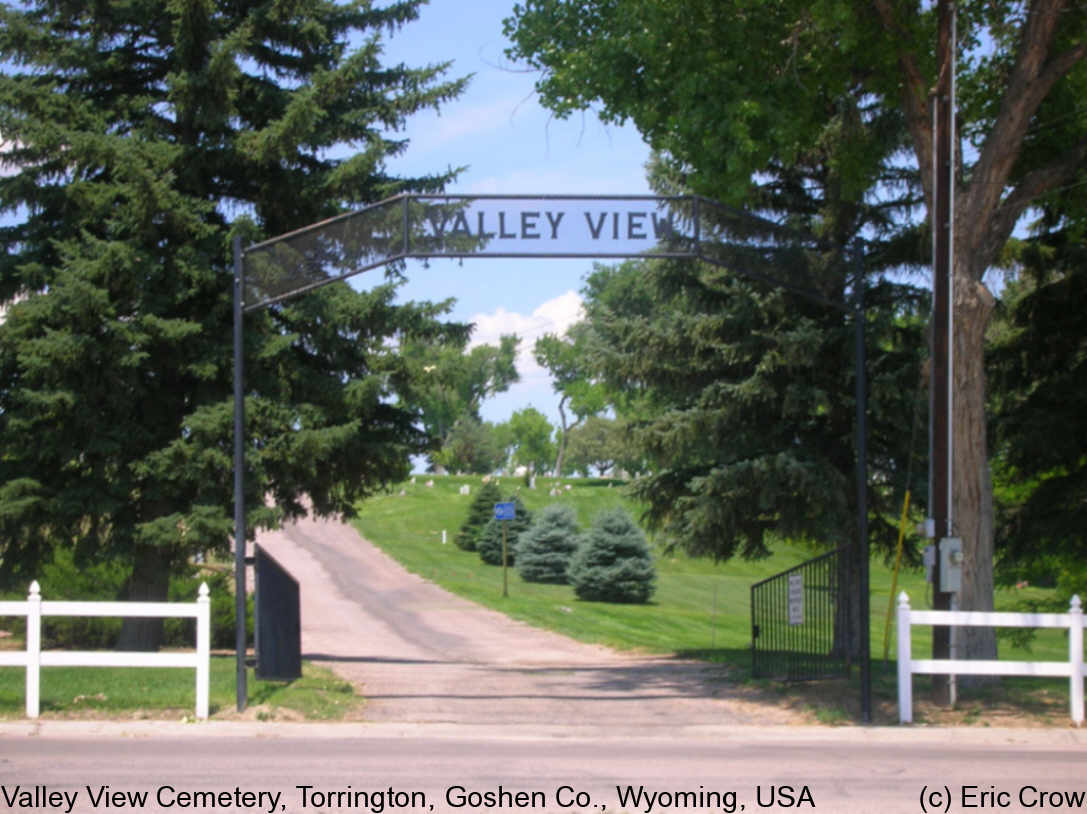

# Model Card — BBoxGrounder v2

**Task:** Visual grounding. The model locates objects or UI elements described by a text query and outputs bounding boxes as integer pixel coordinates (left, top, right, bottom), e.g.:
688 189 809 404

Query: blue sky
368 0 654 427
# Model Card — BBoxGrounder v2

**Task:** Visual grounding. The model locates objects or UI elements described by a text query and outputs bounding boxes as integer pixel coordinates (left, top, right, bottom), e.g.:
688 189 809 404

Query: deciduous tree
403 334 520 456
534 325 606 476
508 407 556 476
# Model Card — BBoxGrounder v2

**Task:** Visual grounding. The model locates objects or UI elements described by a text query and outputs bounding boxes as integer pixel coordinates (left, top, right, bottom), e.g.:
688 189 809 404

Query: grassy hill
353 475 1065 671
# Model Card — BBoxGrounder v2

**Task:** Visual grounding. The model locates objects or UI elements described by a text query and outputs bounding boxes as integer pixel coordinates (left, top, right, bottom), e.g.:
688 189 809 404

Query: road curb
2 719 1084 746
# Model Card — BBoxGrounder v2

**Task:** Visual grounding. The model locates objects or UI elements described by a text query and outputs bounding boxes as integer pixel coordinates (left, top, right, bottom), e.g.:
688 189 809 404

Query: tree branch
964 0 1085 230
870 0 934 207
980 137 1087 264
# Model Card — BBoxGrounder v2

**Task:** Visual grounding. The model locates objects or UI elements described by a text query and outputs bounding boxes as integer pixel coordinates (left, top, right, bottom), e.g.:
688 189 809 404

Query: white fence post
196 582 210 720
26 581 41 719
896 591 912 724
1070 595 1084 726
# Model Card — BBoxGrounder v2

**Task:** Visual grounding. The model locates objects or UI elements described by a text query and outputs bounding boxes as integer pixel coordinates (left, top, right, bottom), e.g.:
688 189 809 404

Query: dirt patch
740 675 1076 727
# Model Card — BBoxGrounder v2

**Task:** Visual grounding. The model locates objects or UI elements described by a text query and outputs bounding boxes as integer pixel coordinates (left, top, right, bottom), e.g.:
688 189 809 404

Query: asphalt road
1 722 1084 814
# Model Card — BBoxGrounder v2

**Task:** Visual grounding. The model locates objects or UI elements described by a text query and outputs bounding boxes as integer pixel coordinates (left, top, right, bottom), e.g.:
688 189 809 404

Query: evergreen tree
568 508 656 603
454 480 502 552
0 0 467 648
989 229 1087 602
477 495 532 566
580 257 927 562
515 503 580 584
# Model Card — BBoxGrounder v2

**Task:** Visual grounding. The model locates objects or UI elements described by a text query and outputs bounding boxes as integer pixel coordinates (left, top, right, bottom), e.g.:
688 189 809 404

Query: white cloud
467 289 584 386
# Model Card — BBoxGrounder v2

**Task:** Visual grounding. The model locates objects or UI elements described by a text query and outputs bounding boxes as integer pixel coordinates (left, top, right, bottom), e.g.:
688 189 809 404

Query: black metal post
233 235 248 712
853 241 870 723
930 0 955 706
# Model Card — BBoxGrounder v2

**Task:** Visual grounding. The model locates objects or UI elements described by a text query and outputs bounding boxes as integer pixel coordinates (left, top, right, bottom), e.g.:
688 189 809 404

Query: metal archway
231 193 870 718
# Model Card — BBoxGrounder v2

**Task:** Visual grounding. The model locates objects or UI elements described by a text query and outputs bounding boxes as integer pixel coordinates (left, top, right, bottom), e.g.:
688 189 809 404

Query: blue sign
494 502 516 521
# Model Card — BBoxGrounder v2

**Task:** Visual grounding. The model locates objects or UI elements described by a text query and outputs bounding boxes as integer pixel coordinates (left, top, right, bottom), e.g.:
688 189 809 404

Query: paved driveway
253 513 793 729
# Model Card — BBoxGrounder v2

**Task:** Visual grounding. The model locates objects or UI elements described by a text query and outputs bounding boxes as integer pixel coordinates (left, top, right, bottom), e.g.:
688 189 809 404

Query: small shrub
516 503 581 584
567 508 656 603
454 480 502 551
478 496 533 566
163 570 253 650
35 548 126 648
14 550 250 649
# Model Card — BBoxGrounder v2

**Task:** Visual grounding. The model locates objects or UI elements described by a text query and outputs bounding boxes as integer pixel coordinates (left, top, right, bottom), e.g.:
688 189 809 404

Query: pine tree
581 257 926 562
515 503 581 584
454 481 502 551
477 496 532 566
989 230 1087 601
0 0 467 648
567 508 656 603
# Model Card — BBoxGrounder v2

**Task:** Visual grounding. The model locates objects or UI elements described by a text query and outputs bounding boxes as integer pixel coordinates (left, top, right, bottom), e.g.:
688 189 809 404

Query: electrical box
923 545 936 583
939 537 963 594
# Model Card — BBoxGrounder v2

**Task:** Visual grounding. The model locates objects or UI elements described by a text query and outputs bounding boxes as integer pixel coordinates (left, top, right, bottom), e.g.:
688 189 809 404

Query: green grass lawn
355 474 1073 722
0 657 362 720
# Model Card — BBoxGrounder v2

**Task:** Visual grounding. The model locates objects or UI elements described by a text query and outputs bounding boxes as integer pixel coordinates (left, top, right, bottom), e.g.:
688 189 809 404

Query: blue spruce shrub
515 503 581 584
454 480 502 551
567 508 656 603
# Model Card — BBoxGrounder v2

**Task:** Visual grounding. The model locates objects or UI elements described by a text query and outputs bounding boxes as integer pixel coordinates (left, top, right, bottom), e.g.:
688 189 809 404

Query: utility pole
233 235 248 712
930 0 955 706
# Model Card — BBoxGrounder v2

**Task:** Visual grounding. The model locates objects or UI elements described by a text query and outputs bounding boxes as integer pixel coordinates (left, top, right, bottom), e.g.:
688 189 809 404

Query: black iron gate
751 546 855 680
254 544 302 680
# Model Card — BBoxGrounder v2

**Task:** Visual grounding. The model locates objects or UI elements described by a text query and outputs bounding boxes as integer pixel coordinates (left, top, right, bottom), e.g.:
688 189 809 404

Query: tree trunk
831 545 863 665
553 395 570 477
116 545 171 651
952 274 997 663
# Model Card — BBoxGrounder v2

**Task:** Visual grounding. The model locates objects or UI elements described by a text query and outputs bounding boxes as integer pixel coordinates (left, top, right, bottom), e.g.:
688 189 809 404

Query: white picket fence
0 581 210 719
896 591 1085 724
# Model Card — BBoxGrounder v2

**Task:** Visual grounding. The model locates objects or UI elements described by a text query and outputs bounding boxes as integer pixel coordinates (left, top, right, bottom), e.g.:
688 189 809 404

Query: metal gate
254 544 302 680
750 546 855 680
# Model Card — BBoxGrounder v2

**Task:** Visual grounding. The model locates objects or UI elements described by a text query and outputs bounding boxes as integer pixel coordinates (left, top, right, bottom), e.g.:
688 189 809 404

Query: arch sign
231 193 870 718
240 194 835 311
